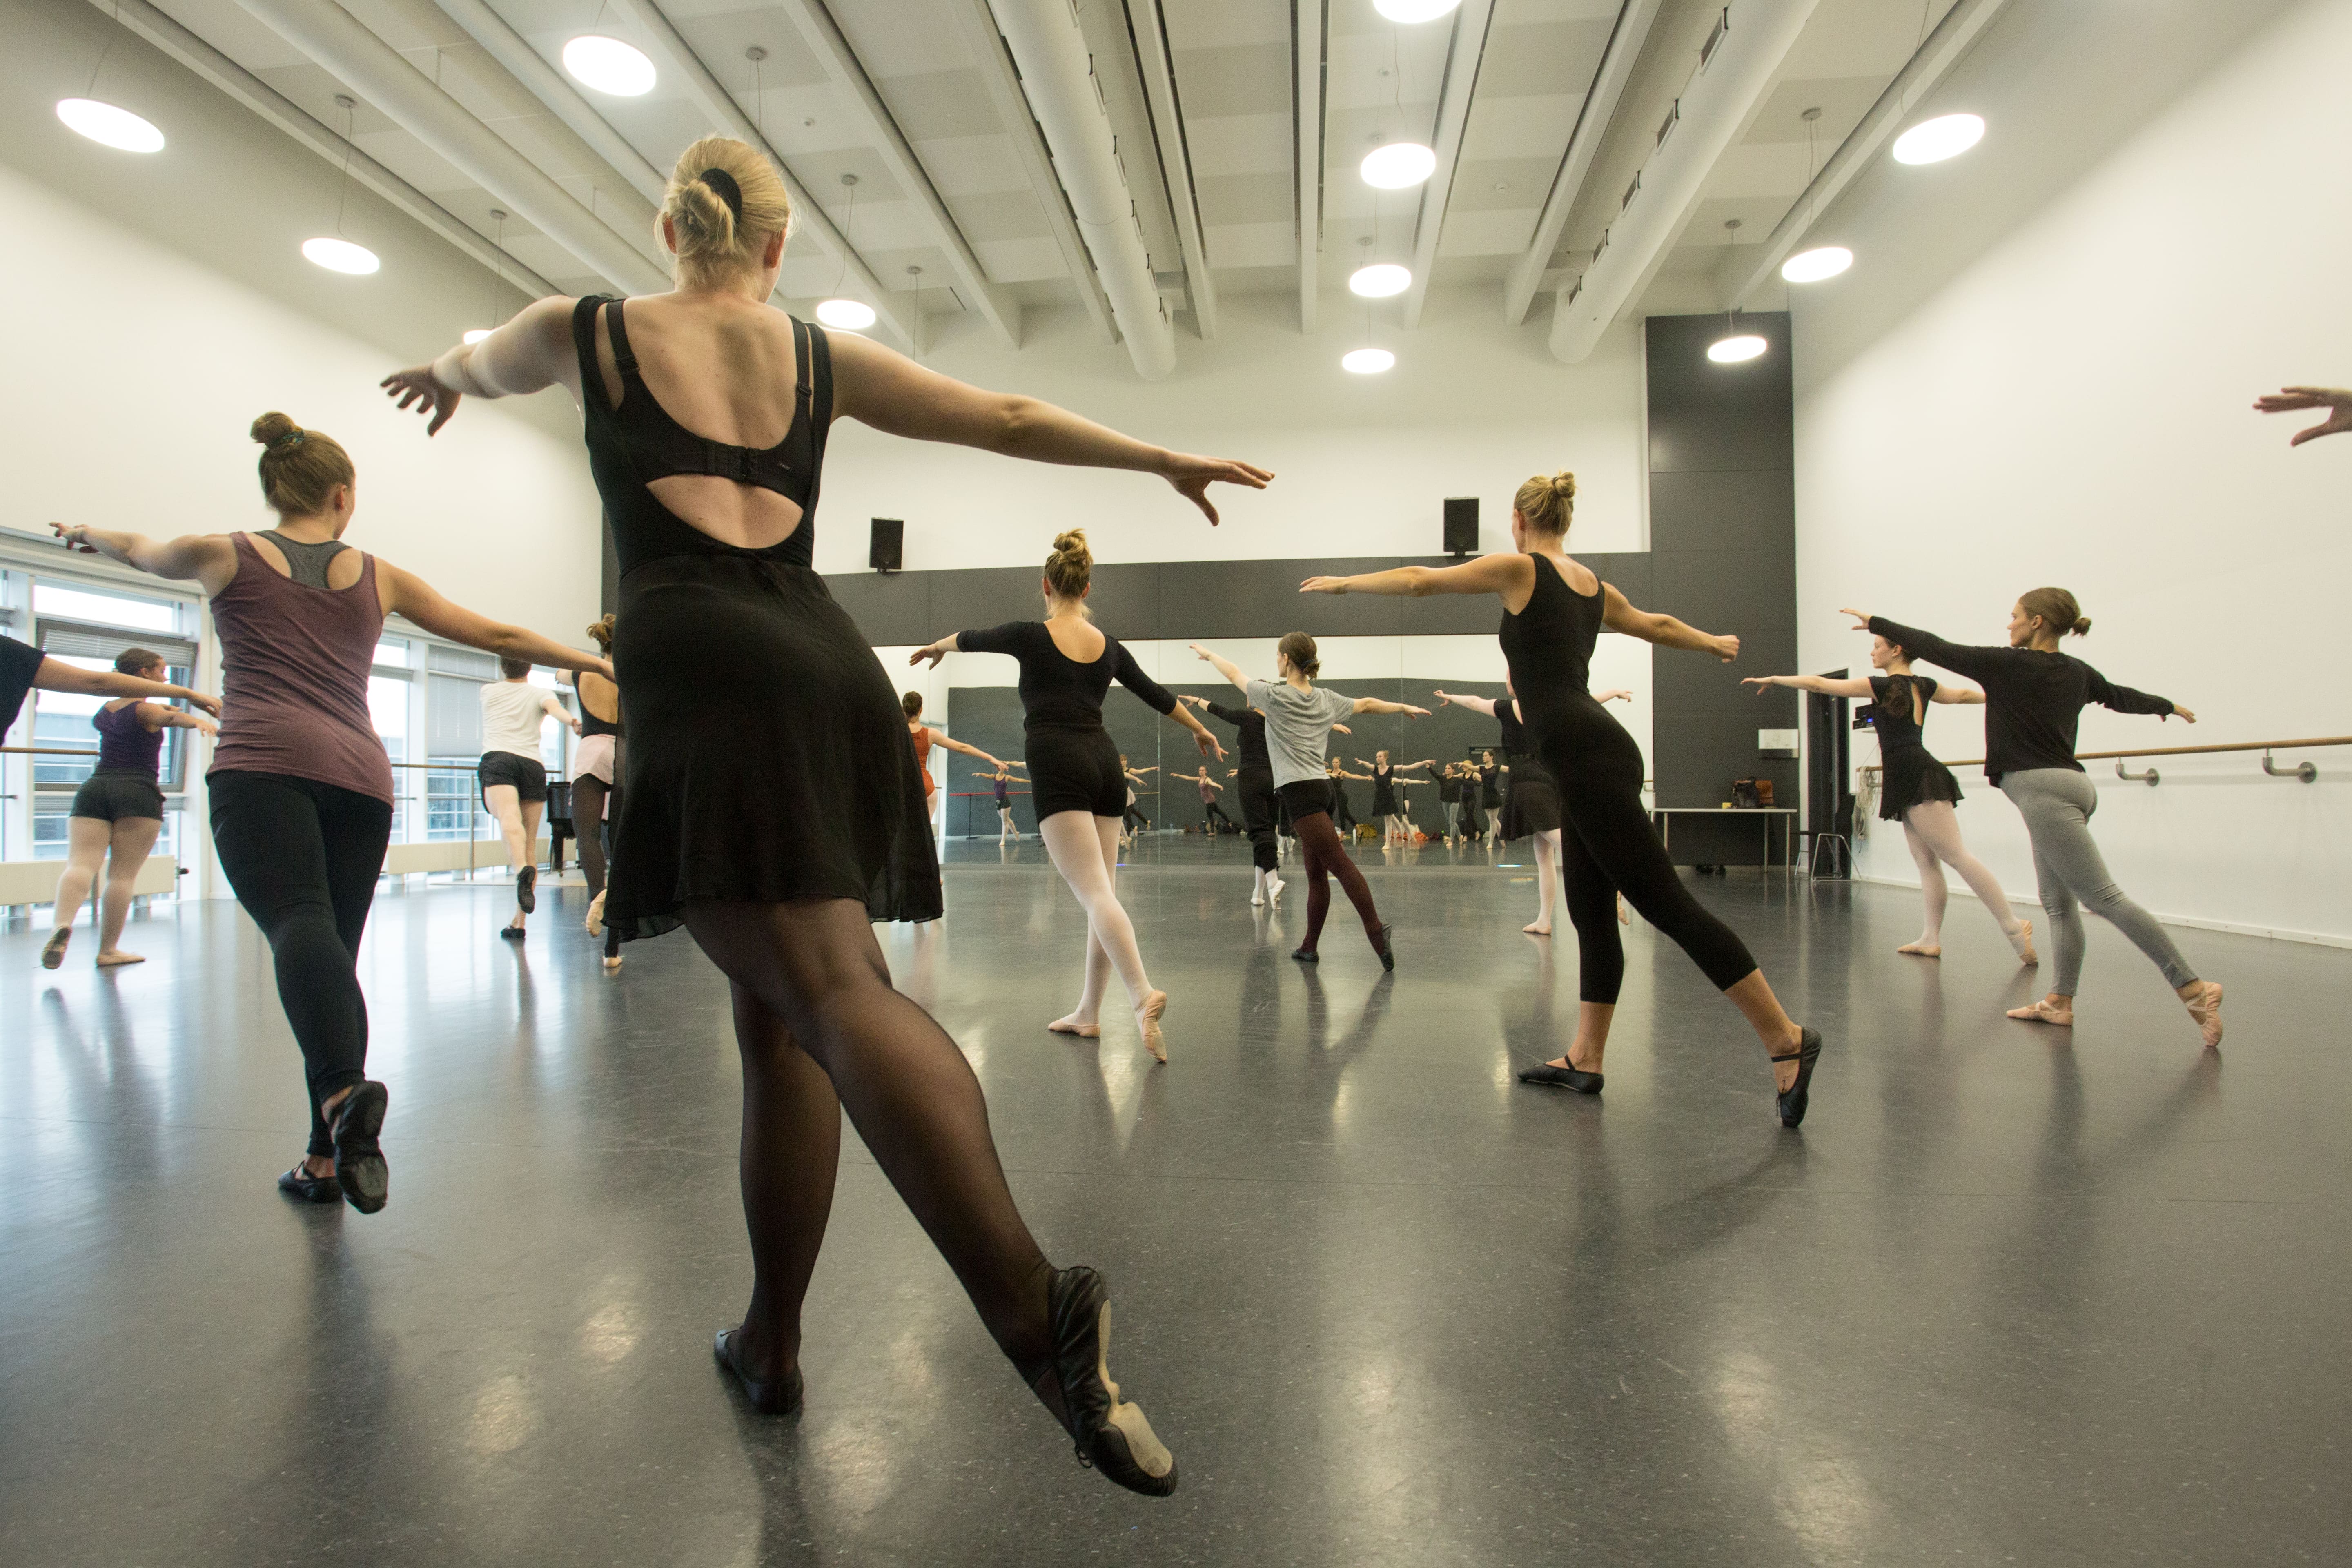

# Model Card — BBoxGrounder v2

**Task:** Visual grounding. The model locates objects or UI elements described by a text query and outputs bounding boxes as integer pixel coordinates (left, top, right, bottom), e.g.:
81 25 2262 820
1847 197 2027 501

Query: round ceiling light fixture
1373 0 1462 20
1360 142 1437 190
1891 112 1984 165
563 35 657 97
1780 245 1853 283
302 236 380 275
56 98 165 153
1348 263 1411 298
816 297 877 331
1341 347 1395 375
1707 334 1767 364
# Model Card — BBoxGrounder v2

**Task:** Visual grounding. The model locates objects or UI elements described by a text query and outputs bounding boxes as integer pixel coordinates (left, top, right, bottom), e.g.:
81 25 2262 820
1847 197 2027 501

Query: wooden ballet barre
1856 734 2348 786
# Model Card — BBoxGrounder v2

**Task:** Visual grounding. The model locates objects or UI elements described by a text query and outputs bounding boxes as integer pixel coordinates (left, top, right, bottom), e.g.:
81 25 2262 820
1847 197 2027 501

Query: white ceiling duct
229 0 667 296
1549 0 1820 364
985 0 1176 379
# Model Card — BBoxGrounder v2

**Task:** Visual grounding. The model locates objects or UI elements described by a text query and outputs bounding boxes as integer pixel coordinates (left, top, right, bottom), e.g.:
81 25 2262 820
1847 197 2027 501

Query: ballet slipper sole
1523 924 1552 936
40 930 71 971
93 952 147 967
1048 1018 1102 1039
1089 1301 1178 1494
1135 991 1168 1064
2006 1003 2074 1027
2187 982 2225 1048
1897 944 1941 958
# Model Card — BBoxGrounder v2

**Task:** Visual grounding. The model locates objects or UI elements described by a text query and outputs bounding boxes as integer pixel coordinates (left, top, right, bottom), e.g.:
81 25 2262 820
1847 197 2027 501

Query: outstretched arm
2254 385 2352 446
1929 684 1985 705
927 729 1005 767
1742 674 1873 698
144 704 220 737
1594 689 1633 704
51 523 238 596
379 564 611 677
36 659 221 717
1190 643 1251 694
1352 697 1431 718
1848 610 2008 682
1601 585 1738 660
1300 555 1530 598
380 295 581 436
539 693 583 735
1432 690 1497 717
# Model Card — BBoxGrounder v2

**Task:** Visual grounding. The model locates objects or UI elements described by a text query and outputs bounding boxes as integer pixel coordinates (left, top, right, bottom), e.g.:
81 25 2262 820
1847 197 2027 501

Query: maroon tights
1292 808 1383 954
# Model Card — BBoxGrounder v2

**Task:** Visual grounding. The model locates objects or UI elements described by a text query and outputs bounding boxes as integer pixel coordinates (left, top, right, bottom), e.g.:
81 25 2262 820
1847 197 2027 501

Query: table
1650 806 1798 870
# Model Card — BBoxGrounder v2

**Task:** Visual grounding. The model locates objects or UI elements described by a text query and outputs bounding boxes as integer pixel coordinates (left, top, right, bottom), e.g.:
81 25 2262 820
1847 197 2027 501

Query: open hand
2167 705 2197 724
1839 607 1871 632
1401 704 1431 718
187 692 223 718
1300 576 1348 595
1163 453 1274 526
908 643 948 669
1740 677 1778 693
1194 730 1226 762
2254 386 2352 446
381 366 462 436
50 523 96 553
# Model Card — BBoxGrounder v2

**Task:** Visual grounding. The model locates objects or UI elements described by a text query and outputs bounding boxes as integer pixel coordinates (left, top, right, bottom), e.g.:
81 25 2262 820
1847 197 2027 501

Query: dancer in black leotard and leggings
385 136 1268 1490
1182 693 1285 904
911 530 1223 1062
1191 637 1426 967
1304 471 1824 1126
570 615 627 971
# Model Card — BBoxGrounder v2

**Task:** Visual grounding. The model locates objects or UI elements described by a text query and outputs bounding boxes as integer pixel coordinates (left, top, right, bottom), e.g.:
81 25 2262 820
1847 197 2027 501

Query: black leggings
1203 800 1237 833
571 770 625 960
1237 764 1278 872
1534 697 1758 1003
1280 781 1383 954
209 771 393 1156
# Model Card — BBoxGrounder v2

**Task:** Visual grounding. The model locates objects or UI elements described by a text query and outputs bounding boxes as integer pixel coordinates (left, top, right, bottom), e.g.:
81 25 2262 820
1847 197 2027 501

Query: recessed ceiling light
1374 0 1462 20
56 98 164 154
1707 334 1766 364
1341 348 1395 374
1361 142 1437 190
303 237 380 275
1348 263 1411 298
463 329 492 345
816 298 877 330
1780 245 1852 283
563 35 657 97
1891 112 1984 165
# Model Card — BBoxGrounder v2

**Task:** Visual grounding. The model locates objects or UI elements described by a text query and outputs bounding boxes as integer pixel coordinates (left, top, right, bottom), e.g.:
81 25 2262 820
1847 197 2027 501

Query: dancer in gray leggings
1851 588 2225 1047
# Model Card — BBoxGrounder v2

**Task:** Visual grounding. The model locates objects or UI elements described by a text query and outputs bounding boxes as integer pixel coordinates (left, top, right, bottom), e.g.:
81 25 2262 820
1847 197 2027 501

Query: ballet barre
1858 734 2349 788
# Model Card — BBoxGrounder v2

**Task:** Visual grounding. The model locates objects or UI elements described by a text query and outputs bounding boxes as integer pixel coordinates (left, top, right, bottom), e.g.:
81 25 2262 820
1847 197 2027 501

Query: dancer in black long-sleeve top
1303 471 1824 1126
1850 592 2222 1045
1183 692 1286 904
913 530 1224 1062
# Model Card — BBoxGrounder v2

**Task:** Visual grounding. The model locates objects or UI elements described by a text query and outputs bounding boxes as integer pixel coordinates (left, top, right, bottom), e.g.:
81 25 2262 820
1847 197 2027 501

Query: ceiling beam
1499 0 1664 327
1294 0 1325 333
434 0 668 206
82 0 555 296
609 0 913 347
1722 0 2016 307
1399 0 1495 330
229 0 669 294
1550 0 1821 363
1124 0 1216 339
769 0 1023 350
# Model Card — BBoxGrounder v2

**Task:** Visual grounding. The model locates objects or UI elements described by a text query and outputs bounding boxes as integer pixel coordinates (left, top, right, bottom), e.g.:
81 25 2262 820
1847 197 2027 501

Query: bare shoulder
1557 553 1603 595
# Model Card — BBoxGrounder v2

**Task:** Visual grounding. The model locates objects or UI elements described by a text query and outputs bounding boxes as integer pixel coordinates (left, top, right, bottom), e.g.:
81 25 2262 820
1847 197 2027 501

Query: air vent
1592 226 1610 263
1656 99 1679 149
1620 172 1641 212
1699 7 1728 72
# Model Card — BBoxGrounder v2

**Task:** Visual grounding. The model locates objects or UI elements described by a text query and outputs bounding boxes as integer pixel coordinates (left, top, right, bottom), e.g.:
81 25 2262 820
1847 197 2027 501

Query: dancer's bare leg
44 818 108 967
94 817 163 964
1525 829 1561 935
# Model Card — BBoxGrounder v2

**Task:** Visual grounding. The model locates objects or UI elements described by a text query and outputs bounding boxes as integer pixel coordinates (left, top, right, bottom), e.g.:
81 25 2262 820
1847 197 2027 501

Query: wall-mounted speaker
1442 497 1478 556
869 517 904 573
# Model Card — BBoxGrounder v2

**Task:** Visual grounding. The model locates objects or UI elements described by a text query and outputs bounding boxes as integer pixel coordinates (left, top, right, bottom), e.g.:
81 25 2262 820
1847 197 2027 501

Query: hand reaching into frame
1162 454 1274 525
380 365 463 436
2254 386 2352 446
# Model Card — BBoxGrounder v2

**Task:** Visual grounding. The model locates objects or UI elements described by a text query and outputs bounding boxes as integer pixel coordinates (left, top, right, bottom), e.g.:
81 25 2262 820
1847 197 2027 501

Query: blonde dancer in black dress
382 136 1269 1494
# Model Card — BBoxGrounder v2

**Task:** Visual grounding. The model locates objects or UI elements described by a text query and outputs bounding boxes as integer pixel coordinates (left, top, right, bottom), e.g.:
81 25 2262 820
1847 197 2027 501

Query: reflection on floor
2 837 2345 1565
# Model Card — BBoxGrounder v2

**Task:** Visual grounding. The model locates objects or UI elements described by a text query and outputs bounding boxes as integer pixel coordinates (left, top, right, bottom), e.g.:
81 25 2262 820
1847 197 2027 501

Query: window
32 584 178 634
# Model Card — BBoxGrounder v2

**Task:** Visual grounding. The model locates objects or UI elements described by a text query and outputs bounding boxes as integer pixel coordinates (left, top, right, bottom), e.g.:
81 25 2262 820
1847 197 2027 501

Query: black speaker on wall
1443 497 1478 556
869 517 903 573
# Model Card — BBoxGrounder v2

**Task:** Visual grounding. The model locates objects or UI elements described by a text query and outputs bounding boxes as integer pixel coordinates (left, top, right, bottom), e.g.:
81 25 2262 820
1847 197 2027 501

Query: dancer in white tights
1746 637 2037 964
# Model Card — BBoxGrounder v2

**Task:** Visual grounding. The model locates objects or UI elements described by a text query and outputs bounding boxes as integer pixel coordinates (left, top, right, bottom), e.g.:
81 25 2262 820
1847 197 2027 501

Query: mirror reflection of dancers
568 615 626 971
1191 638 1427 968
1303 470 1825 1126
1118 756 1157 846
1435 684 1630 935
384 139 1270 1490
53 413 610 1209
1745 639 2036 964
1168 767 1236 835
1356 749 1432 844
1324 756 1372 838
901 691 1002 837
480 657 581 940
1849 595 2222 1044
1436 762 1465 845
1180 693 1285 905
989 764 1028 843
42 648 219 969
911 532 1223 1062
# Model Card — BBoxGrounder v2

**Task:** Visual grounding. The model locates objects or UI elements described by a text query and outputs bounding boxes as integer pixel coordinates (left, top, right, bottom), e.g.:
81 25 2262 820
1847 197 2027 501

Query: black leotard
1201 699 1270 768
1492 695 1560 839
956 621 1176 820
1501 553 1756 1001
574 296 938 937
1370 762 1398 816
1867 673 1963 820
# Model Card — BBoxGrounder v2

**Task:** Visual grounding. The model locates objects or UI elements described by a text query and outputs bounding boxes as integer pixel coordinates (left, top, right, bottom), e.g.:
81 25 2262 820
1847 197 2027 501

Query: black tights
680 898 1052 1379
572 773 624 959
1203 800 1237 833
1237 765 1278 872
209 771 393 1156
1280 787 1382 955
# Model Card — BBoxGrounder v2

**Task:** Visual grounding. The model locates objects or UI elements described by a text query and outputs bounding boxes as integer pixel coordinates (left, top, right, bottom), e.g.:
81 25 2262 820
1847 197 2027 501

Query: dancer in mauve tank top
378 136 1270 1492
55 412 609 1214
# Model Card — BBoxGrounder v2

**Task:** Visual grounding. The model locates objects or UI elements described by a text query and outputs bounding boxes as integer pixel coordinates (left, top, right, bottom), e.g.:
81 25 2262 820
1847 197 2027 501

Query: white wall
1792 0 2352 944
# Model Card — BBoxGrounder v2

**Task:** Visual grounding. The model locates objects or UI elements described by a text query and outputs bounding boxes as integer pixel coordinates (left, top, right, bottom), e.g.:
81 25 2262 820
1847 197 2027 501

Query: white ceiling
111 0 1972 358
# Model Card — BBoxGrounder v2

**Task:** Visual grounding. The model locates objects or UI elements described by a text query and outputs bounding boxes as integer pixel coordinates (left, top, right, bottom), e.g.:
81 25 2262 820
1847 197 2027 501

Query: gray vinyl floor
2 835 2345 1566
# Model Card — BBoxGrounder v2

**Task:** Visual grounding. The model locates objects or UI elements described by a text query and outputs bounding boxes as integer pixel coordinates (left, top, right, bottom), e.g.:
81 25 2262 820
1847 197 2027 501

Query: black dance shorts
69 770 165 822
1277 779 1336 822
478 750 548 806
1025 725 1126 820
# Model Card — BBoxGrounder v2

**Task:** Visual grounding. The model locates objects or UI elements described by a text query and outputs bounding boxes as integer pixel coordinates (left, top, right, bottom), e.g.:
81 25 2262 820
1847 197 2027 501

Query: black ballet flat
713 1329 804 1416
499 924 526 942
1372 923 1395 972
330 1080 389 1214
516 863 536 914
1017 1265 1179 1498
276 1165 341 1204
1771 1027 1824 1129
1290 947 1319 963
1518 1061 1603 1095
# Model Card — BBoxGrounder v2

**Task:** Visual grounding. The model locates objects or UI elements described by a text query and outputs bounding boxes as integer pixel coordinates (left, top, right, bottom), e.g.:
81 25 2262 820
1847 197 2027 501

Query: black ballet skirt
1370 765 1398 815
574 296 940 939
1493 695 1561 838
1871 673 1964 821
